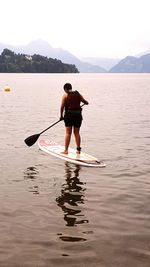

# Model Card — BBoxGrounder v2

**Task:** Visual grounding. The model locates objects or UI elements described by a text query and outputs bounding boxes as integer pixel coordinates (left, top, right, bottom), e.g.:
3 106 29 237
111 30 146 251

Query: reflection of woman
56 163 88 227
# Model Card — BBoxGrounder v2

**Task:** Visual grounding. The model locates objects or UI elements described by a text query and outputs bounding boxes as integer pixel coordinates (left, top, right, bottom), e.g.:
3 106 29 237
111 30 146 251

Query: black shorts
64 113 83 128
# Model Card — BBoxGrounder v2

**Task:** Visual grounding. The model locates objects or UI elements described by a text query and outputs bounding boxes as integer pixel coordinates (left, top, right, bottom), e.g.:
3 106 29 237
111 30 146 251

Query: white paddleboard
38 139 106 168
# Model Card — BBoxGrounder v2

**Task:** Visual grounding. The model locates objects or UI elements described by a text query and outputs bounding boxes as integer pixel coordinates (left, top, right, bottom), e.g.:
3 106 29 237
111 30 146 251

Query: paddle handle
81 103 85 108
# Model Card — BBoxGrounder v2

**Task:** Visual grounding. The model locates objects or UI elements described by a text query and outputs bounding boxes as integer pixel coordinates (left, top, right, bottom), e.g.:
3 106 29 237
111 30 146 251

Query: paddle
24 103 86 147
24 119 61 147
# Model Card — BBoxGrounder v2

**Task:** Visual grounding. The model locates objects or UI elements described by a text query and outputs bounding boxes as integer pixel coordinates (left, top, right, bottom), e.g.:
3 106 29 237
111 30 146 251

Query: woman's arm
80 94 89 105
60 94 67 119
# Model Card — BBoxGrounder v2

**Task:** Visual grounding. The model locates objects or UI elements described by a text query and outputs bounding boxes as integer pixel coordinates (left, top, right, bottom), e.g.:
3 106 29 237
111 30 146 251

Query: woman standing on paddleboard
60 83 89 154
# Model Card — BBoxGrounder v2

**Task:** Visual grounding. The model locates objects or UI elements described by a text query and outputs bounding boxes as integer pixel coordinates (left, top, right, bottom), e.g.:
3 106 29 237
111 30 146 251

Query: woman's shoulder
62 92 68 97
73 90 80 95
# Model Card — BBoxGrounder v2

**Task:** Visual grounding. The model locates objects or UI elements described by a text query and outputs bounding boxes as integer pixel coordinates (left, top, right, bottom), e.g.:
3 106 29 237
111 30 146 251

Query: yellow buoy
4 85 11 92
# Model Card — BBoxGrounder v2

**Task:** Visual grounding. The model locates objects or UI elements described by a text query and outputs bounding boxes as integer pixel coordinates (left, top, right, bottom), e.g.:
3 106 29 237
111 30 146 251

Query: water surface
0 73 150 266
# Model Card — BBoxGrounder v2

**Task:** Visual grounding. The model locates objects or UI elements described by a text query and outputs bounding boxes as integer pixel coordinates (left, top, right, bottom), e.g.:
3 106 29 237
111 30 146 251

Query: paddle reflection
24 166 39 194
56 162 88 227
24 166 39 180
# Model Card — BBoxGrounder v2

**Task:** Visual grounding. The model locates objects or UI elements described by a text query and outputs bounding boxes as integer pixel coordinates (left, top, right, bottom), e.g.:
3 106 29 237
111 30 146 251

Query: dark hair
64 83 72 90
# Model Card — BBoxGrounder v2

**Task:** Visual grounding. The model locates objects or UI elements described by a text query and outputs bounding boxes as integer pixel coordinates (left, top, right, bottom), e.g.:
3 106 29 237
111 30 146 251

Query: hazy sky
1 0 150 58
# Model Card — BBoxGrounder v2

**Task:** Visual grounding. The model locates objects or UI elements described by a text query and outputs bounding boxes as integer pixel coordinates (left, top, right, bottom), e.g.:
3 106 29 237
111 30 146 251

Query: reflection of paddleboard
38 139 106 168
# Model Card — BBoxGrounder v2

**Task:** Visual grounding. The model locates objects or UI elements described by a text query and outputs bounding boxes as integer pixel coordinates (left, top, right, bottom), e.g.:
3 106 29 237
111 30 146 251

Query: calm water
0 73 150 267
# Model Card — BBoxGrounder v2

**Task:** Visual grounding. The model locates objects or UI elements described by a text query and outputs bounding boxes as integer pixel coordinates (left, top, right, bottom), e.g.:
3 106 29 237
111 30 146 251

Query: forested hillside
0 49 79 73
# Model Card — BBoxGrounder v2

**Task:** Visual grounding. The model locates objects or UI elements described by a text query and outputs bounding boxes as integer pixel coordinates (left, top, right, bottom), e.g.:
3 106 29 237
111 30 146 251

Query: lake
0 73 150 267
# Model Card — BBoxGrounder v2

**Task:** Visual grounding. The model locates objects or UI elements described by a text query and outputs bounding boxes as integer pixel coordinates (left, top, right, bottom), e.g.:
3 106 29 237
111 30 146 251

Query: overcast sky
0 0 150 58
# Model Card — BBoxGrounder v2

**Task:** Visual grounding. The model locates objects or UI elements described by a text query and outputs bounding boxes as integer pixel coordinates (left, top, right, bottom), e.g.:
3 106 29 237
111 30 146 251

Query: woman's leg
62 126 72 154
74 127 81 154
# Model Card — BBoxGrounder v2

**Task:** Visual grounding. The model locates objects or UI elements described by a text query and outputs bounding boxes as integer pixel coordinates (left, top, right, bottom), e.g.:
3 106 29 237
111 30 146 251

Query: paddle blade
24 133 40 147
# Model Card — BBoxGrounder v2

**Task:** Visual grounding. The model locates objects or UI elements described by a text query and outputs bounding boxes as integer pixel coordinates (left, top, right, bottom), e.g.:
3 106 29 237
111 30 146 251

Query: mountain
109 54 150 73
82 57 121 71
136 48 150 57
0 39 106 73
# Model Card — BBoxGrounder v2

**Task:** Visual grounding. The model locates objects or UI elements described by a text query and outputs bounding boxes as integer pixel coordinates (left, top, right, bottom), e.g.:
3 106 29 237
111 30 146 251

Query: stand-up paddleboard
38 139 106 167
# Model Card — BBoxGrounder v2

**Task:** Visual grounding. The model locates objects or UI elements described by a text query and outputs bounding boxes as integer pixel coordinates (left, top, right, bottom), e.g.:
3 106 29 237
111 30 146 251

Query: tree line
0 49 79 73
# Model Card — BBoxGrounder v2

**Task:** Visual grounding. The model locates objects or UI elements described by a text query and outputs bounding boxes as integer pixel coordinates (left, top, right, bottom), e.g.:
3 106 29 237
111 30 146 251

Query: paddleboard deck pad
38 140 106 167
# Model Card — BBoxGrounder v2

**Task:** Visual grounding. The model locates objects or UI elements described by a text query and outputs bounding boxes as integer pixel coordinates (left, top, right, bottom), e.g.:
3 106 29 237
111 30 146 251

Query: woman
60 83 89 154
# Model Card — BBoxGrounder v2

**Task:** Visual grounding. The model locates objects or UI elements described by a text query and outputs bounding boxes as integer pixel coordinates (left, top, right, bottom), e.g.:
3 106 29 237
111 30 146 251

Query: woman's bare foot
61 150 68 154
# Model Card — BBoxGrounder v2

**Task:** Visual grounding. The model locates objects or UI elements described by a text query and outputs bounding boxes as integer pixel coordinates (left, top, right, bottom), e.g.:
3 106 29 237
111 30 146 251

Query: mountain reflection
56 162 88 227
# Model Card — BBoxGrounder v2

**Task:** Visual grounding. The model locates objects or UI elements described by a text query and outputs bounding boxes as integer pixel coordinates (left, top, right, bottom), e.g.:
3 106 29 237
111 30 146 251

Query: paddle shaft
24 103 86 146
39 119 61 135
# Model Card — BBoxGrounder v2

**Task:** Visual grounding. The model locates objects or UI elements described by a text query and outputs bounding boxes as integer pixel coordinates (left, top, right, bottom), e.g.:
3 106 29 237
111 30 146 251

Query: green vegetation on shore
0 49 79 73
